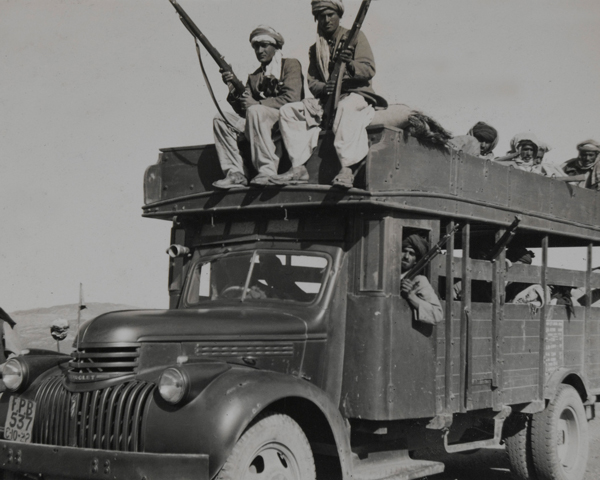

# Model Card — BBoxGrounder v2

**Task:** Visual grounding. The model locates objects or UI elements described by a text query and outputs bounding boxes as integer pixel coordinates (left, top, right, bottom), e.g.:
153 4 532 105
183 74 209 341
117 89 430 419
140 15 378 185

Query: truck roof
143 125 600 244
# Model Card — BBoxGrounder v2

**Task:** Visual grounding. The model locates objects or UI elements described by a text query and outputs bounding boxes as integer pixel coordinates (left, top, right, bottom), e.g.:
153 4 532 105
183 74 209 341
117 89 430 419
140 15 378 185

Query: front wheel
216 412 316 480
531 384 589 480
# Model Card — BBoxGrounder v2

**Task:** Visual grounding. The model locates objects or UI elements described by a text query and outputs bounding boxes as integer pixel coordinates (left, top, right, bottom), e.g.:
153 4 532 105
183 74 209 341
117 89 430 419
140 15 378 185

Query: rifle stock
322 0 372 129
168 0 246 96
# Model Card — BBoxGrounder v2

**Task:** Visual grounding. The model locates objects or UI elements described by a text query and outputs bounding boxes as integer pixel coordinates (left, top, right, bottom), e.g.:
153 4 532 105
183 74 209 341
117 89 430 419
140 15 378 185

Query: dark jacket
308 27 387 108
228 58 304 116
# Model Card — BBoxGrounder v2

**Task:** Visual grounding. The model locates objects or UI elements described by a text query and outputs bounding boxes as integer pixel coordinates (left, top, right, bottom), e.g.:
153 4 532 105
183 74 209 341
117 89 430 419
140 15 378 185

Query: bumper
0 440 209 480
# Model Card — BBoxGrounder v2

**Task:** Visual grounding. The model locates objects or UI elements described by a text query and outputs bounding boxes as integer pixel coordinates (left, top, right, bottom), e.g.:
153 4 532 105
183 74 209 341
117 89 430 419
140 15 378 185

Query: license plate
4 396 36 443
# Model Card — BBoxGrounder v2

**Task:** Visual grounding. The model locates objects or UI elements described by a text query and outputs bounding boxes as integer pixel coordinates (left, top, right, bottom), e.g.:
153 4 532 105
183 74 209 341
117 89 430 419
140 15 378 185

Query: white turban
249 25 285 49
577 140 600 153
311 0 344 17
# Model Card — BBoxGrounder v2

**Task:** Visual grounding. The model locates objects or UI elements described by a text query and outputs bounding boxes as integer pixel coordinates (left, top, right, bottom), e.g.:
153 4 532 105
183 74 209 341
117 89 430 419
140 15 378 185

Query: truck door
340 215 440 421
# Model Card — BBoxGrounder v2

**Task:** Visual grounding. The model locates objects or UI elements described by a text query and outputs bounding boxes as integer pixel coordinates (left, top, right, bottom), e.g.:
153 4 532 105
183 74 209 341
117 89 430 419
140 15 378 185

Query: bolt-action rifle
322 0 372 130
404 224 462 281
483 215 521 261
168 0 246 97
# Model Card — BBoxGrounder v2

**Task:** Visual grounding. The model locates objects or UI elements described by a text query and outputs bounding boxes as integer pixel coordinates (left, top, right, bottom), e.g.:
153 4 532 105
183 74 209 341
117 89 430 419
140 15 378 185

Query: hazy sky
2 0 600 312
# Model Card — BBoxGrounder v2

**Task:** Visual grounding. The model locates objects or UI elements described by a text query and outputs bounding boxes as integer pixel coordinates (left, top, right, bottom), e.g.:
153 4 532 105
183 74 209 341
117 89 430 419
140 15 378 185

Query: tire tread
531 384 589 480
216 412 316 480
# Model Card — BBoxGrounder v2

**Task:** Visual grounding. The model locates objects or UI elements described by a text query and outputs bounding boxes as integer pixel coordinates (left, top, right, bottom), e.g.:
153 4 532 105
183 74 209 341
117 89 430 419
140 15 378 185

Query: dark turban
249 26 285 49
506 246 535 265
469 122 498 145
402 234 430 260
311 0 344 17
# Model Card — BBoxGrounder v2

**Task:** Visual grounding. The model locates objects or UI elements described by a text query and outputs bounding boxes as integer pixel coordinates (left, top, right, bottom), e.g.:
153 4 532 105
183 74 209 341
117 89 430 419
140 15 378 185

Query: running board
350 450 444 480
443 406 511 453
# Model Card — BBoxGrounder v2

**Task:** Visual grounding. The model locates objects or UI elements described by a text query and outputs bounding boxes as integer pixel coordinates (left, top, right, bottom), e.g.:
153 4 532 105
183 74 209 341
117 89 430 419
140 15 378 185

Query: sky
1 0 600 312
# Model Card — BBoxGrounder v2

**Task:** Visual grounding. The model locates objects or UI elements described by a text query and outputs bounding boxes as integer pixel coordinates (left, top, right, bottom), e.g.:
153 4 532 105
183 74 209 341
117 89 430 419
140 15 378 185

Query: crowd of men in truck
210 0 600 193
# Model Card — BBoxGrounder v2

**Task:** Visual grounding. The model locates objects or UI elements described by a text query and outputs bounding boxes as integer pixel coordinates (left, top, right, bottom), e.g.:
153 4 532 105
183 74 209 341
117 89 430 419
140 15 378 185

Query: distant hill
9 303 141 353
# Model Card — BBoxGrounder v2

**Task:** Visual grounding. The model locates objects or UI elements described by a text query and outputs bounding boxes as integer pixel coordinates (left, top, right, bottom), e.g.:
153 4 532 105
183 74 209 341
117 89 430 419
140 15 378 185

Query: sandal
331 167 354 189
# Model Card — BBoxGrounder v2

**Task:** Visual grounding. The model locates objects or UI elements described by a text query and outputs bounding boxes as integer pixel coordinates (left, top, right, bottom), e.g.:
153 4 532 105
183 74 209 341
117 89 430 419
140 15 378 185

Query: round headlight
2 358 26 391
158 368 188 404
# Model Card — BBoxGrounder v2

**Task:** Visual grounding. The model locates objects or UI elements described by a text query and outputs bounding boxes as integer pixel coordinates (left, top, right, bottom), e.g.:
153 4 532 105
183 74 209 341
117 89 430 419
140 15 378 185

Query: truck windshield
186 251 329 304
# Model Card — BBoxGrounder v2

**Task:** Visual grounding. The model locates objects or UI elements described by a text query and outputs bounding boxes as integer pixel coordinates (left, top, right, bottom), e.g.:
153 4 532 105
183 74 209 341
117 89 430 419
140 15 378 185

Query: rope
194 39 239 131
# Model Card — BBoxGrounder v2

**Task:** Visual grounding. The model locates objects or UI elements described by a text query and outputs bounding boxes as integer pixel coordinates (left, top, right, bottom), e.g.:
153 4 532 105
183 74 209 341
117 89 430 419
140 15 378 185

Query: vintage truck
1 126 599 480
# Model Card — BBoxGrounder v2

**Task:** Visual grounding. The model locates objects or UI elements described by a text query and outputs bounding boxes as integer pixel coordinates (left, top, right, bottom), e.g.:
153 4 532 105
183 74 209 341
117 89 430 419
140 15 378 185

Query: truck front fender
144 365 351 479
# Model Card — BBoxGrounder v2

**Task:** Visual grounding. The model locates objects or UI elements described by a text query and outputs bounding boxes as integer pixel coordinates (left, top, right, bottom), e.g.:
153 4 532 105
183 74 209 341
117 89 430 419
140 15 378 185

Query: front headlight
158 368 188 404
2 358 27 391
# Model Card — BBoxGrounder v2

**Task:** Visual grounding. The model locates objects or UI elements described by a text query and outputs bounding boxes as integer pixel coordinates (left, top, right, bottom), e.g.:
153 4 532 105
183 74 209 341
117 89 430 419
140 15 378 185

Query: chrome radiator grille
34 375 154 452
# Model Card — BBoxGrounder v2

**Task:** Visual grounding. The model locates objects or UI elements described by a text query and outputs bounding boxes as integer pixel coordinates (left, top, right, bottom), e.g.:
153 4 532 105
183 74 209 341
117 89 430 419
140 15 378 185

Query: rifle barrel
169 0 245 96
405 225 461 281
323 0 372 129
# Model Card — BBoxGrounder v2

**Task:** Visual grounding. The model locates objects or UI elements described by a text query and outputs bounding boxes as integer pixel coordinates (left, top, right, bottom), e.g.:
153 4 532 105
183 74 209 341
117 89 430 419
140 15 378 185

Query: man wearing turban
400 234 443 325
213 26 304 189
448 121 498 160
469 121 499 159
555 140 600 190
492 133 549 175
271 0 387 187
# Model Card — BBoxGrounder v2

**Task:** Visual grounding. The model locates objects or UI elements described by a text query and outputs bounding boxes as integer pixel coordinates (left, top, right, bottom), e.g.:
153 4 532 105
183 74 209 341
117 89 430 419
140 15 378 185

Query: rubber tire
531 384 589 480
216 412 316 480
505 414 537 480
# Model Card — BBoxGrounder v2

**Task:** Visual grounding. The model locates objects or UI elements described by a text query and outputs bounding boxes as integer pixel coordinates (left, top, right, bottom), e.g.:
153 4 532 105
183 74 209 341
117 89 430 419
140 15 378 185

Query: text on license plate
4 396 36 443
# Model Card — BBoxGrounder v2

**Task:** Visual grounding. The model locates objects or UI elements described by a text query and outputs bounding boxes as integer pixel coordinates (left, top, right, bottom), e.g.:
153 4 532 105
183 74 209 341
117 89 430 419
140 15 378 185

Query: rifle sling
194 39 240 131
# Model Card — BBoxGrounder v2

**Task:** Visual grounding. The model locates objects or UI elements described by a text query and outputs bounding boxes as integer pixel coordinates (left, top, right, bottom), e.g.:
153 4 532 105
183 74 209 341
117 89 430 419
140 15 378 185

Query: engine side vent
69 346 140 381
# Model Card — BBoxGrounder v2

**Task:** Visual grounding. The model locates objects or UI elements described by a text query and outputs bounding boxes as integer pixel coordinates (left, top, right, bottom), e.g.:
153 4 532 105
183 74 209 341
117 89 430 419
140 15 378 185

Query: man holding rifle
213 26 304 189
400 234 443 325
271 0 387 188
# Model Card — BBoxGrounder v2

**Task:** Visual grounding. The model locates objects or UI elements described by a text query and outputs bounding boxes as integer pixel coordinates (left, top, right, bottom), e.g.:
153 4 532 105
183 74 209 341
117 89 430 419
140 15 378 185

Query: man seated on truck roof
270 0 387 188
212 26 304 189
400 234 443 325
552 140 600 190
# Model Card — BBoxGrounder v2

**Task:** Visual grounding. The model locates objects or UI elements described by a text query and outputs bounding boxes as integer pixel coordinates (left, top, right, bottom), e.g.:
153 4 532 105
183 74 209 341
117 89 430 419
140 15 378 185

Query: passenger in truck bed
494 134 542 172
494 134 564 177
536 141 552 163
448 121 499 160
553 140 600 190
400 235 443 325
270 0 388 188
505 246 540 304
212 26 304 189
468 121 499 160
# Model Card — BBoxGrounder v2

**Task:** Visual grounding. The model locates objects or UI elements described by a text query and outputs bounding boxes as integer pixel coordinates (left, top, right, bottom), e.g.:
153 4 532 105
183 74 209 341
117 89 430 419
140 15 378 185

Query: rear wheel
216 412 316 480
505 414 537 480
531 384 589 480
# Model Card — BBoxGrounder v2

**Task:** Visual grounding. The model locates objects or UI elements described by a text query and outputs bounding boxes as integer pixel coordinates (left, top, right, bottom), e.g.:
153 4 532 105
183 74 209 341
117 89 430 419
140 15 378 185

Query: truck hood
77 307 308 346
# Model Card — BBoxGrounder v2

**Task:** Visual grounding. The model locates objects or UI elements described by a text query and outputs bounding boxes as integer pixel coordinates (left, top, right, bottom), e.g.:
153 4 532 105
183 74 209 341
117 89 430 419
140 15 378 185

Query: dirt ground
421 416 600 480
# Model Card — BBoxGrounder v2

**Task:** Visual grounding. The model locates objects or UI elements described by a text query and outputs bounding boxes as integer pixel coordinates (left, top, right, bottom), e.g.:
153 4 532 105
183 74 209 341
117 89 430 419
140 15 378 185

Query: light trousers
213 104 281 177
279 93 375 168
